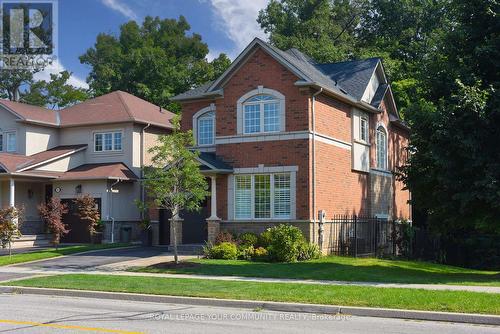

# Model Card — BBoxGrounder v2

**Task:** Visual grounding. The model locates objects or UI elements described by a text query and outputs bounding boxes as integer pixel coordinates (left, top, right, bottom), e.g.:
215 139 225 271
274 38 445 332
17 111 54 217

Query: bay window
94 131 122 152
235 173 292 219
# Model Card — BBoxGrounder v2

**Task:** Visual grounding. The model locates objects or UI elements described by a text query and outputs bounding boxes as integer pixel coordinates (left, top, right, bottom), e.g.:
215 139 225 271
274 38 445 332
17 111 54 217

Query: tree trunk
171 215 179 264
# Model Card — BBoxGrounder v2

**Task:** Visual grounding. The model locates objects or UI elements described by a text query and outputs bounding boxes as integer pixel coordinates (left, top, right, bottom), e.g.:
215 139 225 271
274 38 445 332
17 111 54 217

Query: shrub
253 247 268 260
266 224 305 262
298 242 321 261
38 197 69 249
238 245 255 260
238 232 258 247
204 242 238 260
257 229 272 248
214 231 235 245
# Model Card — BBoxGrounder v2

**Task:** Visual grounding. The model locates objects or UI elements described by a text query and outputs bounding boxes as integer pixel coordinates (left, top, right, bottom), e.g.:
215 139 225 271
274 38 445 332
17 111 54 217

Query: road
0 294 498 334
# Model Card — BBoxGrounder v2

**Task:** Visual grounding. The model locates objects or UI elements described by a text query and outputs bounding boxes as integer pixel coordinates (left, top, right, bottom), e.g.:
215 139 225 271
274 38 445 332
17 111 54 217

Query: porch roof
0 163 138 181
196 152 233 174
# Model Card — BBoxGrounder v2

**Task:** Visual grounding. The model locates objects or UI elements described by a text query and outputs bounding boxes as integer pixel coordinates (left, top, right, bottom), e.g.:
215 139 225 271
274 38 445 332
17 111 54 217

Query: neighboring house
168 38 411 250
0 91 174 246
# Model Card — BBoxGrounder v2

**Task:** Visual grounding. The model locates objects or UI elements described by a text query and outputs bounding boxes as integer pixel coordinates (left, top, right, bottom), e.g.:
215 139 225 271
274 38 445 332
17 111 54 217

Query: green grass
132 256 500 286
5 274 500 315
0 243 131 266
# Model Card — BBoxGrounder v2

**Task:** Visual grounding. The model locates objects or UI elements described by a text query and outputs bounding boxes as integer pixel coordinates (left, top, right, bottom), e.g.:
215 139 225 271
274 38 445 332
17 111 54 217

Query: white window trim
236 86 285 134
93 130 124 153
360 116 369 143
376 122 388 170
228 165 297 221
192 104 216 147
5 131 17 152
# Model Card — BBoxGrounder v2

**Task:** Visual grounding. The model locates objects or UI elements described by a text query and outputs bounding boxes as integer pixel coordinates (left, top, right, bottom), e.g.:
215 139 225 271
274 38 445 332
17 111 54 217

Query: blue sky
39 0 269 88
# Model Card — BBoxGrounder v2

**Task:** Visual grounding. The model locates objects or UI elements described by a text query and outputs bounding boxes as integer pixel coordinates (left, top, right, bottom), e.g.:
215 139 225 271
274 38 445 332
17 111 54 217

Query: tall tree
258 0 366 63
80 16 231 111
22 71 88 109
0 70 36 101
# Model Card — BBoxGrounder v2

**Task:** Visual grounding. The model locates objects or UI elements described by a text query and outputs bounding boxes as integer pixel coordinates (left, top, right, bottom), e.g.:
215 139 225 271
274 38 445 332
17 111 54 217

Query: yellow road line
0 319 144 334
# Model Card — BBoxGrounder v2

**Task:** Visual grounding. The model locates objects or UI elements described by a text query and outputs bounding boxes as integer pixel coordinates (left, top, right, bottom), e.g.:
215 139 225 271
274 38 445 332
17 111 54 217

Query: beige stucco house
0 91 174 246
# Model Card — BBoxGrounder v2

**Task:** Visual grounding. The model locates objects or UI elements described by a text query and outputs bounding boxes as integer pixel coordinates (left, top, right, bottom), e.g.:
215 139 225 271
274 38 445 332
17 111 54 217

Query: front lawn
0 243 131 266
5 274 500 315
131 256 500 286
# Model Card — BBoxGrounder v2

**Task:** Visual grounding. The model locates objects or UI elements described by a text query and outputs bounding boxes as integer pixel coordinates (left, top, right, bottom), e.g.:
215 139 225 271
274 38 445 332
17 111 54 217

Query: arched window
197 111 215 146
237 87 285 134
376 126 388 170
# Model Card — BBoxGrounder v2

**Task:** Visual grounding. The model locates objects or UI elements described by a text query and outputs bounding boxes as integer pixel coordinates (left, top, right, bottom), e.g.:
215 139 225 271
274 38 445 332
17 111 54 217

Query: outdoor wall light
75 184 82 194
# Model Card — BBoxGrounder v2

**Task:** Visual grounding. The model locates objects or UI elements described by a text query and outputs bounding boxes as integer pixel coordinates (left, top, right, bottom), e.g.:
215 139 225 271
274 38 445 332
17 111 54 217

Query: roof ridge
115 90 135 122
317 57 381 67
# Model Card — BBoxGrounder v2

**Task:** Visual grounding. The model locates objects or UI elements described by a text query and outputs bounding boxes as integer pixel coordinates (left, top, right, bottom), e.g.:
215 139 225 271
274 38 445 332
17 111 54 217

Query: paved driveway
15 246 166 271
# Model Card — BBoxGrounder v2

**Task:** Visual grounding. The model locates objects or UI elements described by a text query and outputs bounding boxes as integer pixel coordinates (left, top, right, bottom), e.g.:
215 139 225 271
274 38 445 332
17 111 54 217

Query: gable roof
0 91 175 129
172 38 385 114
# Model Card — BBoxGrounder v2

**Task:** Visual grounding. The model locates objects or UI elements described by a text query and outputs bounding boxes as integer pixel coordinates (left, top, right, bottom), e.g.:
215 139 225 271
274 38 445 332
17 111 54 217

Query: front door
181 196 209 244
61 198 102 243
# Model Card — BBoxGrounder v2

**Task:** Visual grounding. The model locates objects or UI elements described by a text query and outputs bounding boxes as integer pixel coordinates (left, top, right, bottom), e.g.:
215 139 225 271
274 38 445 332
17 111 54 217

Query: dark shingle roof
370 83 389 108
172 39 383 104
316 57 381 100
198 152 233 172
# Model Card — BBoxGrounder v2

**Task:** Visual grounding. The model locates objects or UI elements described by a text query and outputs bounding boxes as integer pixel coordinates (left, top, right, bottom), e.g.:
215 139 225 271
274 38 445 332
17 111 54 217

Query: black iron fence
323 215 395 257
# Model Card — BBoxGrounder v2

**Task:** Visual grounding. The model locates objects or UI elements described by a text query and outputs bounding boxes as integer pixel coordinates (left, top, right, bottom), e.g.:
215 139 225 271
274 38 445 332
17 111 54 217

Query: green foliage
257 230 272 248
204 242 238 260
297 242 321 261
237 232 258 247
21 71 88 109
38 197 69 248
0 207 22 252
80 16 231 108
253 247 269 260
238 245 255 261
392 220 416 258
266 224 306 262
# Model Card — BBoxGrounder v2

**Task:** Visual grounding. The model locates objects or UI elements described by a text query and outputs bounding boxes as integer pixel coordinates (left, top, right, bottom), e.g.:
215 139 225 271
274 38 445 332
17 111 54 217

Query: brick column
206 218 221 244
169 217 183 246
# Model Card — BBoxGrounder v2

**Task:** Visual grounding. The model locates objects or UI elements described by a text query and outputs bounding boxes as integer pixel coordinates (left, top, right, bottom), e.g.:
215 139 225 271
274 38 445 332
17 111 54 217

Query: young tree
75 194 101 240
0 207 23 256
38 197 69 249
143 115 208 263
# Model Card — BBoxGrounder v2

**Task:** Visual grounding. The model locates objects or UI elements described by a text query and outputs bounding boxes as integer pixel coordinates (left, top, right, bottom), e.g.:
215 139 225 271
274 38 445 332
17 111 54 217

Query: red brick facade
178 45 411 243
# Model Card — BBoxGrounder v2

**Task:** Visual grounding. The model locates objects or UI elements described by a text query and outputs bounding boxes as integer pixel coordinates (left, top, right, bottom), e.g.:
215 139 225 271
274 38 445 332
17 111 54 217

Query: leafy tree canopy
80 16 231 112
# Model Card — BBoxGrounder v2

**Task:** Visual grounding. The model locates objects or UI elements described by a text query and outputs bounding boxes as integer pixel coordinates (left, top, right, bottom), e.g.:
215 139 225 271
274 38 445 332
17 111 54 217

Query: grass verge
0 244 131 266
131 257 500 287
4 274 500 315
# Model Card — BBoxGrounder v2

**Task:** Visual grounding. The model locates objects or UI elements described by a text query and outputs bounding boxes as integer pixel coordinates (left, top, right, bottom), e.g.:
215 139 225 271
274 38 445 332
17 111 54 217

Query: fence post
318 210 325 253
354 215 358 258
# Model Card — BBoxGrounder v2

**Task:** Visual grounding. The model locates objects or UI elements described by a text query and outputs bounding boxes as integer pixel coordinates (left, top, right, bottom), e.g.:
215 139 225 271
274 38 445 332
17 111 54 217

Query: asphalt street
0 294 498 334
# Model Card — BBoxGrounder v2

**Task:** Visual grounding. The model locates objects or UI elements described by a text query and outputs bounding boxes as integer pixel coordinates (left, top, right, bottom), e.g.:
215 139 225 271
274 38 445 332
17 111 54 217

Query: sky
38 0 269 89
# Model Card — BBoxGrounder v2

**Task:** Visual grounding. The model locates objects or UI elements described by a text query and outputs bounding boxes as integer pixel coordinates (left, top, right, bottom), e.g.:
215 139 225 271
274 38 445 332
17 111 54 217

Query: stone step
10 234 52 249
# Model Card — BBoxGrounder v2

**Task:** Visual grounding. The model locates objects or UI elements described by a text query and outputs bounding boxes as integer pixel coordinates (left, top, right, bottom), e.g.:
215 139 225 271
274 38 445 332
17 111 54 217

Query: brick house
167 38 411 250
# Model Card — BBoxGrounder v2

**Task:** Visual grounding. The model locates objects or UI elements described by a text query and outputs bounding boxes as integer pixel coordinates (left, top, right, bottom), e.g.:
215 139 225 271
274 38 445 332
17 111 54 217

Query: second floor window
360 116 369 142
95 131 122 152
376 126 388 170
0 134 3 151
197 111 215 146
6 132 16 152
243 94 281 134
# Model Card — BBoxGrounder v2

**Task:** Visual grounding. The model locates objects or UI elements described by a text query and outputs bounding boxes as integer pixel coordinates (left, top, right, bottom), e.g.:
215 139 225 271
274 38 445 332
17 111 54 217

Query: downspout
311 87 323 244
140 123 151 219
109 179 121 243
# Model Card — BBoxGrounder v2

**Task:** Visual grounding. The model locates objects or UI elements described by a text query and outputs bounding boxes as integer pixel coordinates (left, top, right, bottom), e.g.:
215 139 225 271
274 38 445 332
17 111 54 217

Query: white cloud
207 0 269 57
101 0 138 21
34 60 89 89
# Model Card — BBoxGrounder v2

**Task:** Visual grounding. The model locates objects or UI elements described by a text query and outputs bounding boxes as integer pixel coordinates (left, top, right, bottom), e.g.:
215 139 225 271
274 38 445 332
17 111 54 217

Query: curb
1 286 499 326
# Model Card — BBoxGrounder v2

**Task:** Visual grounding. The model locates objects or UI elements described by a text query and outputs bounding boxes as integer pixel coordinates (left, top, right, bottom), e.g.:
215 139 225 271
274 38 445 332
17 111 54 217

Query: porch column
9 179 15 207
206 175 221 244
208 175 220 220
